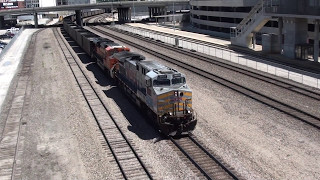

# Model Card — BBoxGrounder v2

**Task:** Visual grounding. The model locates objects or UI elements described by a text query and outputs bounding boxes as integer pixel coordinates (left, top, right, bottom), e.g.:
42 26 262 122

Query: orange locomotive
92 38 130 76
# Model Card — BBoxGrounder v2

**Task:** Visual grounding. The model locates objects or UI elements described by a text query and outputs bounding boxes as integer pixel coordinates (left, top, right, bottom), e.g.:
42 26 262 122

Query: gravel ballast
1 25 319 179
16 28 117 179
90 26 320 180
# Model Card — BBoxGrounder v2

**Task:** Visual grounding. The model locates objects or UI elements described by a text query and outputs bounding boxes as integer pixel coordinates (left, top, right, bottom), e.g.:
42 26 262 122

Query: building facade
25 0 94 8
0 0 25 9
189 0 277 38
190 0 320 61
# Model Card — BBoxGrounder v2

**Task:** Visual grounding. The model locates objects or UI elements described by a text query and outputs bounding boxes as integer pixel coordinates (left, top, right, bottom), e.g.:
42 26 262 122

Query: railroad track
106 25 320 101
75 16 242 179
117 24 320 74
83 13 109 24
0 29 43 179
88 26 320 130
85 23 241 179
53 27 153 180
170 135 239 180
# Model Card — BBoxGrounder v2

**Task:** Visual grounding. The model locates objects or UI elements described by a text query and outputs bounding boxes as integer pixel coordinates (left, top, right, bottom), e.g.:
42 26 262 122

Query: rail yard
0 12 320 180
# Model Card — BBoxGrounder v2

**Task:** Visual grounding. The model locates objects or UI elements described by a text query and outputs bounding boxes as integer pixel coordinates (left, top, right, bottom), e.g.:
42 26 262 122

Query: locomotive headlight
169 112 173 116
187 110 191 114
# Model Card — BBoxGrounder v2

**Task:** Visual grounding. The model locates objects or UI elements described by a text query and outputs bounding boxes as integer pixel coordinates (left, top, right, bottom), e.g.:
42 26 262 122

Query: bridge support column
75 10 83 27
252 33 256 49
0 16 4 29
117 7 131 23
278 17 283 53
117 8 122 22
148 6 166 20
314 20 319 62
34 13 38 28
283 18 308 59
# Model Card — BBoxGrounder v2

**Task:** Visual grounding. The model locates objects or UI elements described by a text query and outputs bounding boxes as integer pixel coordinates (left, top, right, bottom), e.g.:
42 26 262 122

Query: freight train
63 21 197 136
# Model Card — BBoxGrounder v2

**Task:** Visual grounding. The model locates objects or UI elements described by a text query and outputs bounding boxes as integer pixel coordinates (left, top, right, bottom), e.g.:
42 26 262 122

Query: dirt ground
16 28 116 179
1 26 319 180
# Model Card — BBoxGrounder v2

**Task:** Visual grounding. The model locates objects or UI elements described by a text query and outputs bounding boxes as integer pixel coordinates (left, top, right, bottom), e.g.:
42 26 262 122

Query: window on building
199 15 207 20
309 0 315 6
200 24 207 30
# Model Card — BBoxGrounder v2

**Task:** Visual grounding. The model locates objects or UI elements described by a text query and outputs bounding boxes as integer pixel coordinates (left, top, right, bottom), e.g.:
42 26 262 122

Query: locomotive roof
113 51 145 63
100 41 120 48
81 33 98 38
139 61 178 75
92 37 114 44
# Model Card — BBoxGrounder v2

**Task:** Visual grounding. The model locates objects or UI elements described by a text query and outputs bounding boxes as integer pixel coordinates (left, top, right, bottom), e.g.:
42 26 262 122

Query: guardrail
114 25 320 89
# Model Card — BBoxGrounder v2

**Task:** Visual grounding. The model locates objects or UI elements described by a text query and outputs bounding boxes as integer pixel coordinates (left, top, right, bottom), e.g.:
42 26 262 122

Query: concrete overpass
0 0 189 15
0 0 189 28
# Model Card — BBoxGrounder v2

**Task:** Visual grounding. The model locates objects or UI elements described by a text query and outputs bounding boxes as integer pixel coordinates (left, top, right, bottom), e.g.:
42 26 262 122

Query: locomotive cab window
153 79 170 86
172 77 186 85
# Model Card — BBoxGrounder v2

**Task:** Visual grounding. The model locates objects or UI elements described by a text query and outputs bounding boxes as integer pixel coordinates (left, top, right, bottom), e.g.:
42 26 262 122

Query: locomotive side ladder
230 0 272 48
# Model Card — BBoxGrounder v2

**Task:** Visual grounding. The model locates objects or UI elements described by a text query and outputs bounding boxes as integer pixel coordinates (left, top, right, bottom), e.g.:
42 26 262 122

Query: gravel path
13 28 117 179
90 26 320 180
2 25 319 179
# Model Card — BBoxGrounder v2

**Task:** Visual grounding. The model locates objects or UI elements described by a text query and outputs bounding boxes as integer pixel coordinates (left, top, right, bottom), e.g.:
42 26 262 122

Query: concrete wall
262 33 280 53
68 0 90 5
40 0 56 7
190 9 248 18
190 0 258 7
283 18 308 58
277 0 320 16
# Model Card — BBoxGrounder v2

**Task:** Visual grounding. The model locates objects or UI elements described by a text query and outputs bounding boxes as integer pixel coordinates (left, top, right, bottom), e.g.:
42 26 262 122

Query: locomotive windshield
153 79 170 86
153 77 186 86
172 77 186 85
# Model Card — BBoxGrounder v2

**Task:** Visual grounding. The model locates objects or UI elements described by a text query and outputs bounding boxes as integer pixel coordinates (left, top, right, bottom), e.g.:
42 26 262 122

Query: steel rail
107 25 320 101
170 137 213 180
88 26 320 130
170 136 238 180
189 135 239 180
54 27 153 180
